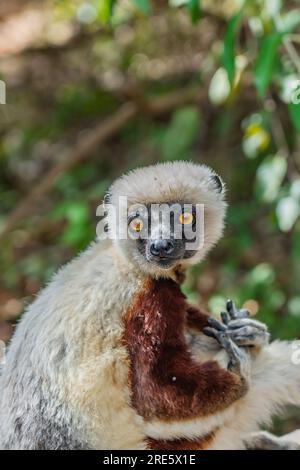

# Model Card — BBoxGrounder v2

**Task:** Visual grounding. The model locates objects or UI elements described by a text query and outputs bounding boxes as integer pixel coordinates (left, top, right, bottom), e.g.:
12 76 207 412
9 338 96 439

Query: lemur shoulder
0 162 300 450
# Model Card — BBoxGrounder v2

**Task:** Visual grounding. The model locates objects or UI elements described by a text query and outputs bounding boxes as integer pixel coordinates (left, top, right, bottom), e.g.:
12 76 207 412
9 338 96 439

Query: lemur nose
150 239 175 257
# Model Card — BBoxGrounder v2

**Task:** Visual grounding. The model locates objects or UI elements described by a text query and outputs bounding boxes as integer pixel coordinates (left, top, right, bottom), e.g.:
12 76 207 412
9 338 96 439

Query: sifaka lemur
0 161 300 450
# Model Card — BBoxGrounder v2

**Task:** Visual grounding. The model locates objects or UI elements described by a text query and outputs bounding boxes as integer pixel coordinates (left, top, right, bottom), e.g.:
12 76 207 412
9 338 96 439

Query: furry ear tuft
211 175 223 193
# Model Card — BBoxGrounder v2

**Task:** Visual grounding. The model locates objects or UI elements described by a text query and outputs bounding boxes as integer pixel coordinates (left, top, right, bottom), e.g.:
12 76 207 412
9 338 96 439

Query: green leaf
108 0 117 21
279 10 300 34
221 10 243 86
188 0 201 24
254 33 283 97
208 68 231 105
95 0 116 24
169 0 189 5
289 102 300 134
133 0 152 14
288 297 300 317
161 106 201 161
255 154 287 202
276 196 300 232
248 263 275 286
57 201 93 249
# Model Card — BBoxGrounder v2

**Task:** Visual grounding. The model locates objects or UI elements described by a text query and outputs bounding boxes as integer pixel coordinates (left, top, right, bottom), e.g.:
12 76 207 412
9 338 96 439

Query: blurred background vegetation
0 0 300 434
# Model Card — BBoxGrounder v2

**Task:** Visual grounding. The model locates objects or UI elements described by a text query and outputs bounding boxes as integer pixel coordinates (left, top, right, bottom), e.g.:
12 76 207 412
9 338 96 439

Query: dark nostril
165 240 174 254
150 243 159 256
150 240 175 257
150 241 160 256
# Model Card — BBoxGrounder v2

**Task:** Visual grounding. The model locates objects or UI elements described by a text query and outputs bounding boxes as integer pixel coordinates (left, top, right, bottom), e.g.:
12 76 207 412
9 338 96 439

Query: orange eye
130 218 143 232
179 212 194 225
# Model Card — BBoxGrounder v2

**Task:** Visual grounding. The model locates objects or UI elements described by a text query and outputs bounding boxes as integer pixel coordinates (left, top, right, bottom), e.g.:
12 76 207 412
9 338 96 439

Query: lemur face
108 162 227 277
127 202 198 270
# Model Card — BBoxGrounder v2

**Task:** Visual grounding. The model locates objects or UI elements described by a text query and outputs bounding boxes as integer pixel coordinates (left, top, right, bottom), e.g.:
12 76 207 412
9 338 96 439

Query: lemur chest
123 277 188 360
121 278 217 450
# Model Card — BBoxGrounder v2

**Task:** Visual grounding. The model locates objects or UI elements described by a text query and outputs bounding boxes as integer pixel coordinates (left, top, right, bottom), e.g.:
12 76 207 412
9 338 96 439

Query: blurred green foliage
0 0 300 354
0 0 299 434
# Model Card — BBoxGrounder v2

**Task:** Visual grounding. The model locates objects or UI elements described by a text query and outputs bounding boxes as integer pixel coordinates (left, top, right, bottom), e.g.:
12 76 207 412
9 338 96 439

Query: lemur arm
123 279 249 421
125 322 248 421
185 306 222 360
186 305 210 332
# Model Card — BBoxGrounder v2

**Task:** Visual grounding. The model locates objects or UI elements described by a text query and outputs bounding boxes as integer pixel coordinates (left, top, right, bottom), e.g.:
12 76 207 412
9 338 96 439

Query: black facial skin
128 203 198 269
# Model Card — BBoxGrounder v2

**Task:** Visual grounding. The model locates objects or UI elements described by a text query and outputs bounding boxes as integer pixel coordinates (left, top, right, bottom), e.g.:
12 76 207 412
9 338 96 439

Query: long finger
227 319 267 331
203 327 219 340
221 311 229 325
208 317 227 331
226 299 238 319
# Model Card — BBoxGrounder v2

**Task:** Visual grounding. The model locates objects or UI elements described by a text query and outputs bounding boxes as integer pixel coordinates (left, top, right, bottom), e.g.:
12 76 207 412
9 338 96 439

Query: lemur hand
203 318 251 385
221 300 270 349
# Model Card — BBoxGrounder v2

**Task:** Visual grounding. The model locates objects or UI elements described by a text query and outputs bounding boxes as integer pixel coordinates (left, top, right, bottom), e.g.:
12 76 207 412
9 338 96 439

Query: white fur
0 241 147 449
210 341 300 449
0 162 299 450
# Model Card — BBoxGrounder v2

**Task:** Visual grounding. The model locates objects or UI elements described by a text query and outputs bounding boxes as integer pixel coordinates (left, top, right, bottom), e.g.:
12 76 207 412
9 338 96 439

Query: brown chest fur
122 277 243 450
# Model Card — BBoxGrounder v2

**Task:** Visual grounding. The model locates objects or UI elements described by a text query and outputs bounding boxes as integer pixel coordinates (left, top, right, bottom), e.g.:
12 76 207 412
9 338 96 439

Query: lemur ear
210 174 223 193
